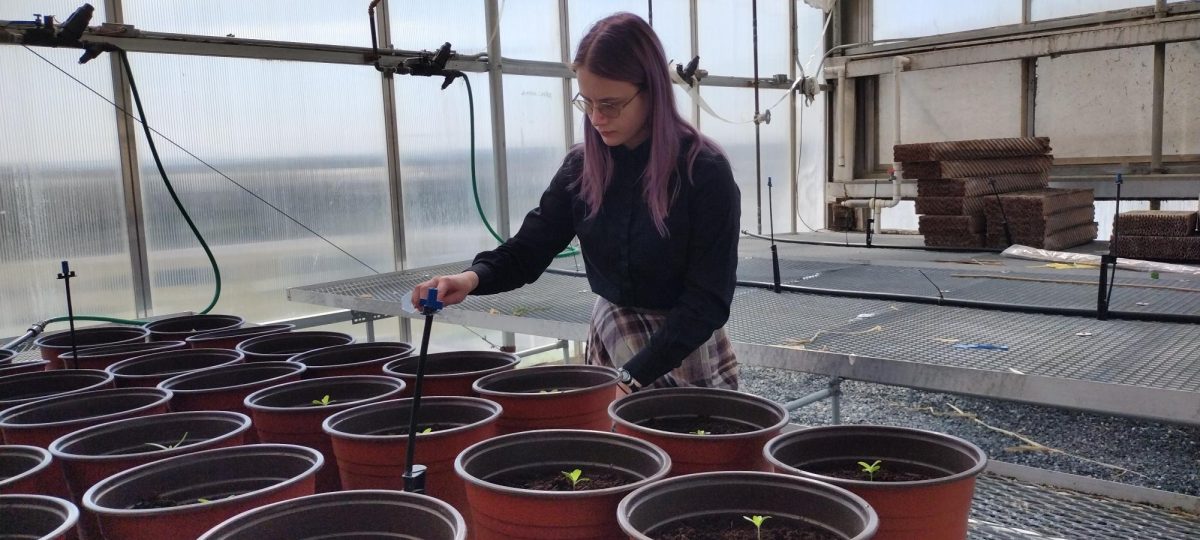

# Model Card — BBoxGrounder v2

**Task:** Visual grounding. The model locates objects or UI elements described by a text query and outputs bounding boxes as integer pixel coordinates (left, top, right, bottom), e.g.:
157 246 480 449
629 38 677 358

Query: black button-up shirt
468 139 740 384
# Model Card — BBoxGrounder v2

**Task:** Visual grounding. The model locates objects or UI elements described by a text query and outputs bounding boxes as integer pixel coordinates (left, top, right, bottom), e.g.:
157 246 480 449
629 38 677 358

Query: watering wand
767 177 782 293
402 287 444 494
1097 173 1123 320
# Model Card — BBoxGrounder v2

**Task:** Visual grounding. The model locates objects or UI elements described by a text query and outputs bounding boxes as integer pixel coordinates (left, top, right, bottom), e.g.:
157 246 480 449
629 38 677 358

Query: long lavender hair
573 12 721 237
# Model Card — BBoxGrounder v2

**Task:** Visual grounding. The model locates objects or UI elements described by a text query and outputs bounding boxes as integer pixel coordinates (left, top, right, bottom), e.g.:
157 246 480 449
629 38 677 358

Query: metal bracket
350 310 391 325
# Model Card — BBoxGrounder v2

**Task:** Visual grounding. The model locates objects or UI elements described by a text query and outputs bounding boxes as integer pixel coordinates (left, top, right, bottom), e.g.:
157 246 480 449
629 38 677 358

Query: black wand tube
56 261 79 370
403 288 443 493
768 177 781 293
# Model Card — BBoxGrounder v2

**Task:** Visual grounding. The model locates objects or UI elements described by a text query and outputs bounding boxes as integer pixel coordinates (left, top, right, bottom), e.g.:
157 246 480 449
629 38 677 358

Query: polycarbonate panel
698 88 792 235
1164 42 1200 156
795 4 827 233
121 0 369 47
125 54 393 323
697 0 790 78
878 62 1023 167
1031 0 1186 20
390 0 488 56
397 73 499 268
0 2 137 339
500 0 560 61
568 0 649 55
874 0 1020 40
503 76 568 235
1096 200 1151 240
1036 48 1153 159
880 200 919 231
649 0 692 67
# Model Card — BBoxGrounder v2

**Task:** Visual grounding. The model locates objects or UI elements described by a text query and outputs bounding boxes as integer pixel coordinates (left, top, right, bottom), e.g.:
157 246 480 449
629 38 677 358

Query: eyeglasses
571 89 641 119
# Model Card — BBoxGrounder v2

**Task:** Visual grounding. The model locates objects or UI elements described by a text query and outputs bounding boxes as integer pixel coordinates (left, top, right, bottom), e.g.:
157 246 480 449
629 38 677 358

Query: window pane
879 62 1023 167
122 0 368 47
126 54 393 323
796 3 827 232
568 0 649 55
392 0 488 56
1 4 137 338
1035 48 1153 159
698 0 790 78
698 88 792 234
1165 42 1200 156
651 0 693 67
1031 0 1178 20
874 0 1020 40
398 73 499 267
503 76 568 235
500 0 561 61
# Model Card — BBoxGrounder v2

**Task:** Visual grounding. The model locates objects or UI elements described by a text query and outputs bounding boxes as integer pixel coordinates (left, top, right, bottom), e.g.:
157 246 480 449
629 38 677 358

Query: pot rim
33 326 149 350
0 369 116 407
0 444 53 488
609 386 790 439
381 350 520 379
143 314 244 336
234 331 354 356
763 423 988 488
58 340 187 362
286 342 415 370
244 375 407 413
105 348 245 381
184 324 295 346
157 362 306 394
472 364 619 398
0 494 81 539
322 396 502 440
48 411 252 462
0 387 173 430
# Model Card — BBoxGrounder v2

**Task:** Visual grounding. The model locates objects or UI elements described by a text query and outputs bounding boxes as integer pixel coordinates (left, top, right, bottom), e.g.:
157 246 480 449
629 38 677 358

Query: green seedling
690 429 710 435
311 394 334 406
538 389 562 394
420 427 433 434
146 432 189 450
858 459 882 481
743 515 771 540
197 498 211 503
561 468 589 490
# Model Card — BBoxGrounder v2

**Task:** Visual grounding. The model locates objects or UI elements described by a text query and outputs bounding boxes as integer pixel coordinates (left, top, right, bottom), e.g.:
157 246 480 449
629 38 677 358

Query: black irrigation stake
56 260 80 370
402 287 444 494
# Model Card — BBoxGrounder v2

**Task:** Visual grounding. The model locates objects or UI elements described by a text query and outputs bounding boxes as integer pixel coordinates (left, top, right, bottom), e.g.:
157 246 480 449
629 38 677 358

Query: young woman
411 12 740 391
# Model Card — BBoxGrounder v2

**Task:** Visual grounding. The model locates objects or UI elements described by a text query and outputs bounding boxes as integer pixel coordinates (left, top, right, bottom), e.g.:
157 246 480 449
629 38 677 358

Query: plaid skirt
585 296 739 389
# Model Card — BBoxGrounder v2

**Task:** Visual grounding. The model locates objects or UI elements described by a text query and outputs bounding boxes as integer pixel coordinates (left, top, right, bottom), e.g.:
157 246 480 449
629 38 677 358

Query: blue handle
419 287 444 314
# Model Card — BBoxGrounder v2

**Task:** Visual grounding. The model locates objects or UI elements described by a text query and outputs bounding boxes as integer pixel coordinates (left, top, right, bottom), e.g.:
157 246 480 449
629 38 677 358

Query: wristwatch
617 368 634 385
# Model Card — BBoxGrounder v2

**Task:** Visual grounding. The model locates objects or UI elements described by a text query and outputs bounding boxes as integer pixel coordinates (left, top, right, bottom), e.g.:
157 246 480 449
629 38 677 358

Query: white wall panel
1035 48 1153 159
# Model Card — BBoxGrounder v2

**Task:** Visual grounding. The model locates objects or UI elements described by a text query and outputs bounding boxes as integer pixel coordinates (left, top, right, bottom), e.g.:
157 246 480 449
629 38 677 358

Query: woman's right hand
411 271 480 311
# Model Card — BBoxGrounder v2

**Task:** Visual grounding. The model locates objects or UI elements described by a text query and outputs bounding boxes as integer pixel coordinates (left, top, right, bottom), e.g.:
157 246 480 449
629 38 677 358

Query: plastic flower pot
455 429 672 540
244 375 406 493
323 396 501 518
196 489 467 540
617 470 878 540
57 341 188 372
158 362 305 443
0 387 172 448
49 411 252 540
34 326 149 369
234 331 354 363
144 314 244 342
472 365 619 434
105 348 244 388
0 494 80 540
609 387 789 476
0 359 51 377
0 370 115 413
288 342 414 379
0 348 15 365
184 324 294 350
82 444 322 540
765 425 988 540
0 445 65 496
382 350 519 397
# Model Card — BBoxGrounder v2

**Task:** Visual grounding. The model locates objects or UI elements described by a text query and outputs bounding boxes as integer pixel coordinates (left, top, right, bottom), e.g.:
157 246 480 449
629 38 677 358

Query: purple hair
573 12 722 237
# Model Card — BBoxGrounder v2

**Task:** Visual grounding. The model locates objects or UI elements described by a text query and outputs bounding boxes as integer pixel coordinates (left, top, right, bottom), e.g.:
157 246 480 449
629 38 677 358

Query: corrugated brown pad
1111 235 1200 262
986 206 1095 237
925 233 987 248
901 155 1054 180
1113 210 1199 237
894 137 1051 162
987 222 1097 250
982 188 1094 218
914 196 988 216
917 173 1048 198
919 215 985 234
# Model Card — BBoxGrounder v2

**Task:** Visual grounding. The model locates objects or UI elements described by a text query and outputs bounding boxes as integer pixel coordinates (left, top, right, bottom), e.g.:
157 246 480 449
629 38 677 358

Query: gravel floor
740 365 1200 497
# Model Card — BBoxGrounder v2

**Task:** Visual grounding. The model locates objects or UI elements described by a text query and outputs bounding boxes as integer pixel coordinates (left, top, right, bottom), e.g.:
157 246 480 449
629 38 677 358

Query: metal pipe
784 386 837 410
515 339 569 358
836 65 847 167
1151 43 1165 172
752 0 763 235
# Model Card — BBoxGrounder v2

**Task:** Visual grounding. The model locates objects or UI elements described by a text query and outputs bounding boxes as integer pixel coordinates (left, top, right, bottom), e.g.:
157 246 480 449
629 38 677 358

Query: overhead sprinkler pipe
839 57 908 235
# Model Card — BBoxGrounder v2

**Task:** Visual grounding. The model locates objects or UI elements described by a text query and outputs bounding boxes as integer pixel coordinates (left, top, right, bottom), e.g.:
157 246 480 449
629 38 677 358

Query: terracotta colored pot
473 365 619 434
0 370 115 412
455 429 671 540
0 494 80 540
235 331 354 363
323 396 501 518
184 324 294 350
609 387 788 476
57 341 187 372
382 351 519 397
244 375 406 493
34 326 149 369
288 342 414 379
0 387 172 448
765 425 988 540
157 362 305 443
106 348 244 388
83 444 322 540
144 314 244 342
196 489 467 540
617 471 878 539
49 411 252 540
0 445 64 496
0 359 51 377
